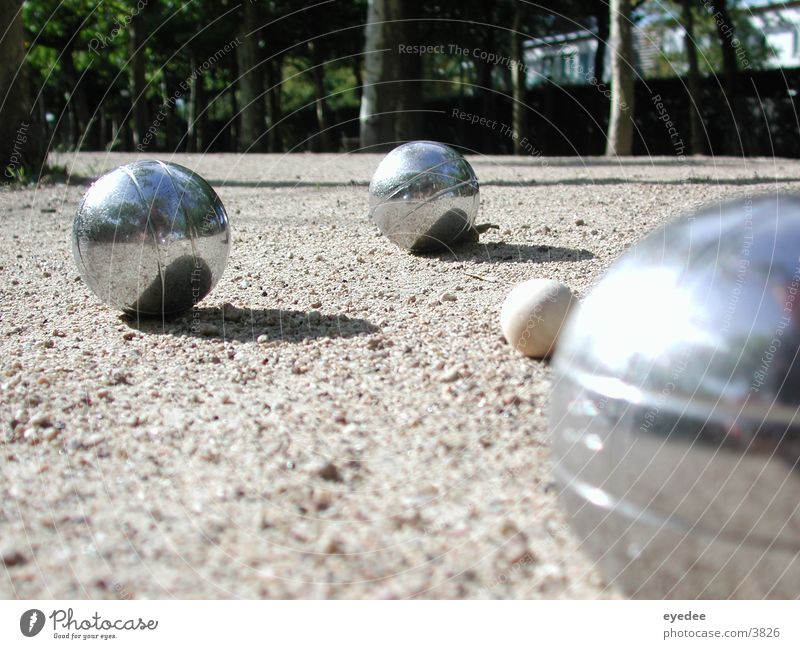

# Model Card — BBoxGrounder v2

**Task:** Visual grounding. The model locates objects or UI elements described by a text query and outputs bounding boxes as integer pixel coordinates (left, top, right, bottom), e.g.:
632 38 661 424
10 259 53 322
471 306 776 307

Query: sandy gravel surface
2 153 800 599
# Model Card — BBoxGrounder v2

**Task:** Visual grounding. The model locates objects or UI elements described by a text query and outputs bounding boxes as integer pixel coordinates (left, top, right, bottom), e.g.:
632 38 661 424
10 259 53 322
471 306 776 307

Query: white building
523 1 800 85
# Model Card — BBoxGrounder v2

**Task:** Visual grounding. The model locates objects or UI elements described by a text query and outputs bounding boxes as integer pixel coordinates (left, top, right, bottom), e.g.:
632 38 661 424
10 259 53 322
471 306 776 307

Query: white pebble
500 279 575 358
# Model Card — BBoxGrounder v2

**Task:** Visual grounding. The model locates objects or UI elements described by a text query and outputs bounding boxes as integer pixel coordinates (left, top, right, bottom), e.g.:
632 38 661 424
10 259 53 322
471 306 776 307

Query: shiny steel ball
551 195 800 598
72 160 231 317
368 141 479 252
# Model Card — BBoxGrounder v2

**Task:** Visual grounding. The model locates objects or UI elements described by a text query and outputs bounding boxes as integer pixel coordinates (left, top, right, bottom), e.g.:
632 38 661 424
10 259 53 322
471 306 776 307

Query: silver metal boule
72 160 231 317
550 194 800 598
368 141 480 252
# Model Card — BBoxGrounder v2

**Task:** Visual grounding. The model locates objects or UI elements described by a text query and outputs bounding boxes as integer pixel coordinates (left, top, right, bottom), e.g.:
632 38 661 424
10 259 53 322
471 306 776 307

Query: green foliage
16 0 783 152
649 0 771 78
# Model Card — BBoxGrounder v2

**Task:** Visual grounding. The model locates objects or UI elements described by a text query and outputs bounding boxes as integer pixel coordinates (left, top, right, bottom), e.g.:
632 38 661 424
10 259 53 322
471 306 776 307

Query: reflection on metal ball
72 160 231 317
551 195 800 598
368 141 480 252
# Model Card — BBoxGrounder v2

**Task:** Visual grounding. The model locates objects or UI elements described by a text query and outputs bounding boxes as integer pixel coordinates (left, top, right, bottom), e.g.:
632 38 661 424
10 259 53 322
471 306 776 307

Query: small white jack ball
500 279 576 358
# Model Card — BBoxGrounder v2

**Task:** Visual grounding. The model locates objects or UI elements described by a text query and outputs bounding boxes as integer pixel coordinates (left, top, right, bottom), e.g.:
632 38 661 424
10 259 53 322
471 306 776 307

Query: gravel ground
2 152 799 599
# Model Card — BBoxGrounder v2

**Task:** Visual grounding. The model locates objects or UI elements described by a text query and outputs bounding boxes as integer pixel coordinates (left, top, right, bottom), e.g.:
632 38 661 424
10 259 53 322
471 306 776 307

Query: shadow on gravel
121 307 378 343
473 158 748 168
64 175 800 189
422 242 595 264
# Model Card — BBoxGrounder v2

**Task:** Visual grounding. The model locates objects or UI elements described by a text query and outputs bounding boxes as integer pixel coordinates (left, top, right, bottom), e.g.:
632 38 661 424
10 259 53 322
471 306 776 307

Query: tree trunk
187 53 207 153
308 41 331 152
228 58 238 150
476 26 495 152
352 57 362 106
129 10 149 150
681 0 706 155
606 0 635 156
511 1 526 155
360 0 404 150
710 0 742 155
0 0 47 179
265 56 283 152
594 6 609 84
62 49 93 150
394 0 420 143
236 1 265 152
360 0 389 149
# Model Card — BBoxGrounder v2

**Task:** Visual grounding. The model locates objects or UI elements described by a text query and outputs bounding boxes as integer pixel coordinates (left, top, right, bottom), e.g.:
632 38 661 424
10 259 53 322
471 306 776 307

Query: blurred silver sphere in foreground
551 195 800 598
368 141 479 252
72 160 231 316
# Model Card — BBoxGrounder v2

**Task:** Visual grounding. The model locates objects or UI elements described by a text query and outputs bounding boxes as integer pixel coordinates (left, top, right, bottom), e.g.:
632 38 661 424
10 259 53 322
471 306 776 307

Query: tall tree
594 4 609 84
510 0 526 155
264 55 283 153
393 0 420 143
710 0 742 154
606 0 635 156
0 0 47 179
186 52 206 153
129 9 149 149
237 0 266 152
308 40 332 151
681 0 706 155
360 0 407 150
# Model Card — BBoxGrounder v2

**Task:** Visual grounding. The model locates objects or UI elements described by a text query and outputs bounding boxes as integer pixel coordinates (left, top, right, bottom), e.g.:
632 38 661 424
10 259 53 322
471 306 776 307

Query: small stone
315 461 343 482
0 547 27 567
439 368 460 383
574 218 586 226
439 292 457 303
108 370 130 385
122 331 136 341
256 334 269 344
310 301 322 309
29 412 52 428
322 536 344 554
